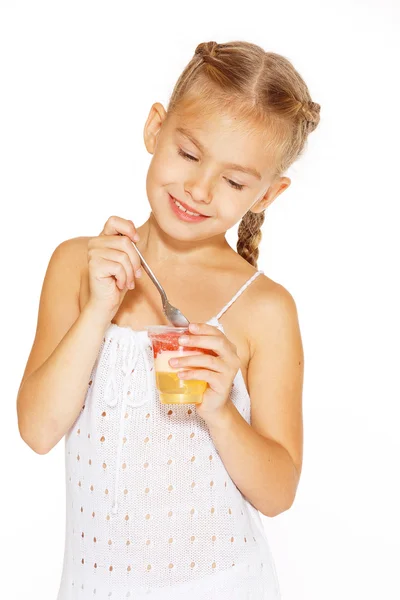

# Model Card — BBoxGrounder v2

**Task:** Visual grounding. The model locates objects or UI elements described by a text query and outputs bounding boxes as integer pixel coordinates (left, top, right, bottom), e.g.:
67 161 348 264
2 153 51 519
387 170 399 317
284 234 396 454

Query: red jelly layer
150 330 217 358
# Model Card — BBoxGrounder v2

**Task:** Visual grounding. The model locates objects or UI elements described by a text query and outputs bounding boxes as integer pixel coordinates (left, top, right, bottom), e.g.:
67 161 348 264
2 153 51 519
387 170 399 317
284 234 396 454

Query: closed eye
177 149 245 191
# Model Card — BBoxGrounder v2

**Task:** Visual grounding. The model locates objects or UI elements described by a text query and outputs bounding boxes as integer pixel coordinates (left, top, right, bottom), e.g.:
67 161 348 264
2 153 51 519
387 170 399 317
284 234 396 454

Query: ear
251 177 291 213
143 102 168 154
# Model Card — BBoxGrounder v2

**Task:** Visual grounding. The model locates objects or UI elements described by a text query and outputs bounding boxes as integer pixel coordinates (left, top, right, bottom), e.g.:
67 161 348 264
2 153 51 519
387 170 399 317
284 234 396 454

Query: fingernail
134 234 140 242
179 336 189 344
135 268 142 278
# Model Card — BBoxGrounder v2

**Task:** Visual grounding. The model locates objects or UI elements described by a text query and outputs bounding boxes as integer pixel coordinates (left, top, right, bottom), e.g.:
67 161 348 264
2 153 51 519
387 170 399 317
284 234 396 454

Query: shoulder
217 254 298 353
51 235 90 268
253 273 299 314
48 236 90 301
246 273 301 360
51 234 90 282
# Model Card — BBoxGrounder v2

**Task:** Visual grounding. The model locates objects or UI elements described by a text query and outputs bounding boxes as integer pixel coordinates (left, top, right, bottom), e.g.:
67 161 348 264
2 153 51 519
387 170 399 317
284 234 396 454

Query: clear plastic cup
147 325 216 404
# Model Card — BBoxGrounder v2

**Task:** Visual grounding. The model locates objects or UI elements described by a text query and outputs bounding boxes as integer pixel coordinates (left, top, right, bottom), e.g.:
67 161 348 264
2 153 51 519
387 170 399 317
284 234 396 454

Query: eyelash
177 149 245 191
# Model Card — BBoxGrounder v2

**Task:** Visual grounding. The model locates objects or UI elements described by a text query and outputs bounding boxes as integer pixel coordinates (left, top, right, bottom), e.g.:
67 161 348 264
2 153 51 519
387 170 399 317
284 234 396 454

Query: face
143 101 290 241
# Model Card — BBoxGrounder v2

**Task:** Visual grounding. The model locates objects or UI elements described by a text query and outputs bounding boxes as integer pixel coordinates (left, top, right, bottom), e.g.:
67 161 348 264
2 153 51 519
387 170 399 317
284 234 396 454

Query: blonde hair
166 40 321 267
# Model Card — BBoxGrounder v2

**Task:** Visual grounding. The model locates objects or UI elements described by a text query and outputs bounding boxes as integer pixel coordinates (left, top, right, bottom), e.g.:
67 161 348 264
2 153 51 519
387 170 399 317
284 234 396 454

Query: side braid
236 210 266 268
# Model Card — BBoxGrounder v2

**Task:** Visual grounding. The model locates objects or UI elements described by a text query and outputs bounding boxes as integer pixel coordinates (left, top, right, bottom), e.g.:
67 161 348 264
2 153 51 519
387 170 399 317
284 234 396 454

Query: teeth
173 198 202 217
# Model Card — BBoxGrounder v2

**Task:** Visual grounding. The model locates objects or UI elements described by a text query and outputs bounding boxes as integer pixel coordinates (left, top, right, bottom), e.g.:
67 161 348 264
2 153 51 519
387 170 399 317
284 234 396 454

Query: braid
237 210 266 268
195 41 219 59
299 100 321 134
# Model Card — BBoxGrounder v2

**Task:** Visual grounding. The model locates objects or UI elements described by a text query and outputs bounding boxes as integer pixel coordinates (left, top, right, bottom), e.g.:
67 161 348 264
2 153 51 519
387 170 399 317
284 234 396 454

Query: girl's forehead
172 104 251 133
171 109 265 148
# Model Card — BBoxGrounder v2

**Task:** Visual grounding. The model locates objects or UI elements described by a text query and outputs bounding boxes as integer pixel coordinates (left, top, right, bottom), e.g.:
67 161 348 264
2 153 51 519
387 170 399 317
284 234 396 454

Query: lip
169 194 210 218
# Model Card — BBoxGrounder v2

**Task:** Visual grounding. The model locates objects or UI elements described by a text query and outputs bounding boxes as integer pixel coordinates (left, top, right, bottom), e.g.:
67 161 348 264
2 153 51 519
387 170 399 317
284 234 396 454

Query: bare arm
203 284 304 517
17 237 111 454
17 217 143 454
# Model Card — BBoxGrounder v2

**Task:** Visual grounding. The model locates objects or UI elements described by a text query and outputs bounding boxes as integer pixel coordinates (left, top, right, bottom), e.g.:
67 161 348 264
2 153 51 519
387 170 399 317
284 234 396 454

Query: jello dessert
147 326 216 404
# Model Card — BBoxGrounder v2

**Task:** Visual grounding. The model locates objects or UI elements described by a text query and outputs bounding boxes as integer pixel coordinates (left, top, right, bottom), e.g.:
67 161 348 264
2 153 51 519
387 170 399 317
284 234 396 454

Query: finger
96 256 128 290
188 322 223 335
186 323 238 356
177 369 223 393
169 353 225 373
101 216 140 242
98 235 142 278
96 248 135 288
178 333 226 357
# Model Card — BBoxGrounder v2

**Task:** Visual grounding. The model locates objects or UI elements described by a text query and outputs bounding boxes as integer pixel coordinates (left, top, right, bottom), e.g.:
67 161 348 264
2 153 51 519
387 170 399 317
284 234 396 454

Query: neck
136 212 232 268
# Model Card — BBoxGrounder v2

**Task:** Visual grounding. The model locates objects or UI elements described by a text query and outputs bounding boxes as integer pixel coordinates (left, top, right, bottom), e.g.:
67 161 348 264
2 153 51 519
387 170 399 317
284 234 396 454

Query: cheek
145 156 178 209
151 150 184 185
215 195 245 223
148 152 165 179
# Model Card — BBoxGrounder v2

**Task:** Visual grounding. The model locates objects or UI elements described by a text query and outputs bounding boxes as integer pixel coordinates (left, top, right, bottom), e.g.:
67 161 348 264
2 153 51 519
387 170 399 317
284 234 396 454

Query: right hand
86 216 142 320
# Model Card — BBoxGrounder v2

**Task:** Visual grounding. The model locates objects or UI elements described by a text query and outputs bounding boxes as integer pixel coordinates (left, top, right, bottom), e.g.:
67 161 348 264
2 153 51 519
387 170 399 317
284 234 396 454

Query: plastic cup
147 325 216 404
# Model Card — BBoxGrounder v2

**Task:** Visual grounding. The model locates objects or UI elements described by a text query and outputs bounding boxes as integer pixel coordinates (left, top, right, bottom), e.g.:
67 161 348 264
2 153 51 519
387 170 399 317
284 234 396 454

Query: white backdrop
1 1 399 599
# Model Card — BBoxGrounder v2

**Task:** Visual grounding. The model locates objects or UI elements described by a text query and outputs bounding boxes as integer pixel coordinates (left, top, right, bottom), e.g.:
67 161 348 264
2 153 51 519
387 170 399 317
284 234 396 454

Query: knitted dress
57 269 281 599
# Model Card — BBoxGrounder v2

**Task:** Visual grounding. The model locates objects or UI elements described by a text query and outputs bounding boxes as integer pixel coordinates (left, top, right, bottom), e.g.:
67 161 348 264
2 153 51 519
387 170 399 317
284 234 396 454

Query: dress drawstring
103 333 153 515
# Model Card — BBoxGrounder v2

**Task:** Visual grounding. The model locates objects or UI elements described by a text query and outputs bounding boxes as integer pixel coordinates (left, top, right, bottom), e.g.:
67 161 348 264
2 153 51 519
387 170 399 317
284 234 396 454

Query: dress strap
212 270 264 322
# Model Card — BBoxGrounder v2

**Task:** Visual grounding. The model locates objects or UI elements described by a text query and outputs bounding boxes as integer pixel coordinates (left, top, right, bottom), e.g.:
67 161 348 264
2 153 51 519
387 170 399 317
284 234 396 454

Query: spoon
118 234 190 327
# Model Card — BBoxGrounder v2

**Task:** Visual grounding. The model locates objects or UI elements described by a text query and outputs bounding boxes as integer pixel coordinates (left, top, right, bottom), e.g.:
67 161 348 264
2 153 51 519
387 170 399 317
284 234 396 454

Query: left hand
168 322 241 421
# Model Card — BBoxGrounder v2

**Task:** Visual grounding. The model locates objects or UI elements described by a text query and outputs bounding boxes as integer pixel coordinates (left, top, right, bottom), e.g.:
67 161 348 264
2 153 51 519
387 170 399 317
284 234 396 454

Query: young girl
17 41 320 599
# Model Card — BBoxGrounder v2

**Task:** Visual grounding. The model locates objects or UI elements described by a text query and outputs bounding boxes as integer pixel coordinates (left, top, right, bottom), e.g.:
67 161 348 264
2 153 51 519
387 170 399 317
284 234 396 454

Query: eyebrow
176 127 262 181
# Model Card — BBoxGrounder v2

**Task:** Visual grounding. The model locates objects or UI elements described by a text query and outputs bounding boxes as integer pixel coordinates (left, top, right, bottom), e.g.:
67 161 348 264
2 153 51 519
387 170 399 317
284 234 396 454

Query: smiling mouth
169 195 210 217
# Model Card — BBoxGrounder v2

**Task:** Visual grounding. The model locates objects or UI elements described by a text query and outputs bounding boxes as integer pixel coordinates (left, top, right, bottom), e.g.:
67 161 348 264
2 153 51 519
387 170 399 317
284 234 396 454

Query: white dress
57 269 281 599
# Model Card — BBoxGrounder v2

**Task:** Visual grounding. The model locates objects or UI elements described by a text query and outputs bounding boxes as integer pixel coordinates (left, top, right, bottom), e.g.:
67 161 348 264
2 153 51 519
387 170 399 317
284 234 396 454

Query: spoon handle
131 241 167 304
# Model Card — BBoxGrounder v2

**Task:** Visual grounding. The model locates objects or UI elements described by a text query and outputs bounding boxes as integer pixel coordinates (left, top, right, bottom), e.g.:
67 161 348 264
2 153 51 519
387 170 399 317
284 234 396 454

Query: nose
184 171 213 208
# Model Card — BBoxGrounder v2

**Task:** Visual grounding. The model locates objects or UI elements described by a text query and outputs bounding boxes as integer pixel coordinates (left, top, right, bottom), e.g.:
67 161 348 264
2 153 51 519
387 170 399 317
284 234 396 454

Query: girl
17 41 320 599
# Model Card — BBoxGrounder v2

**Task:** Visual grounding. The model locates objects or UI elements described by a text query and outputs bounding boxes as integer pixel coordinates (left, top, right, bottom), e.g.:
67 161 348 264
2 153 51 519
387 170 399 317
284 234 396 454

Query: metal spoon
129 238 190 327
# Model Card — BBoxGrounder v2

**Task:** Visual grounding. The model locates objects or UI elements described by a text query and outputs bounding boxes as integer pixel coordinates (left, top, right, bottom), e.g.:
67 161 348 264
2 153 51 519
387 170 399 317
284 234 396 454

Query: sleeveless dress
57 269 281 599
